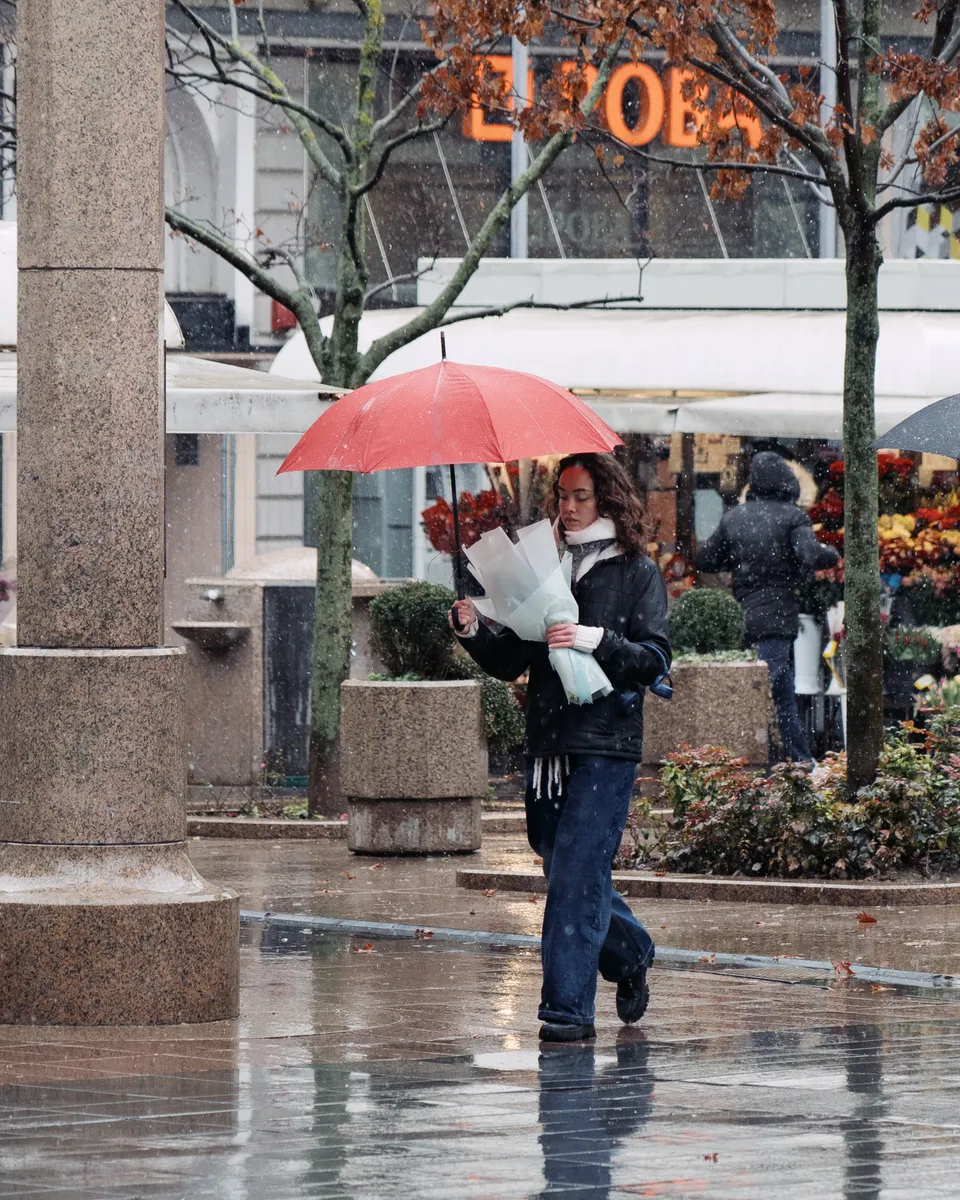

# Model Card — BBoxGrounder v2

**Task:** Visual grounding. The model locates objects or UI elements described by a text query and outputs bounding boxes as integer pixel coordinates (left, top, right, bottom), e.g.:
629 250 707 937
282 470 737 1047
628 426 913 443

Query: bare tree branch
169 0 352 165
874 182 960 219
165 206 324 346
435 293 651 329
363 259 438 304
354 116 448 197
708 14 792 112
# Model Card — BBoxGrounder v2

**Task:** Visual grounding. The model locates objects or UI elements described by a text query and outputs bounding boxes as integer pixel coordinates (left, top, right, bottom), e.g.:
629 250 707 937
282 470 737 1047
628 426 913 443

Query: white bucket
794 613 823 695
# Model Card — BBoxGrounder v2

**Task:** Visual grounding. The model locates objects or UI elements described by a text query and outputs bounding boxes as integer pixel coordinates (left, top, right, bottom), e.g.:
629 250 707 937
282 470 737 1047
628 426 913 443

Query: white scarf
563 517 620 582
563 517 618 546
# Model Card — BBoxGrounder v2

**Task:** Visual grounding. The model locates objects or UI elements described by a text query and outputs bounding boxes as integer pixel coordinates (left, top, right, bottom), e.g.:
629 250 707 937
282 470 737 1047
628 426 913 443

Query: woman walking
451 453 671 1043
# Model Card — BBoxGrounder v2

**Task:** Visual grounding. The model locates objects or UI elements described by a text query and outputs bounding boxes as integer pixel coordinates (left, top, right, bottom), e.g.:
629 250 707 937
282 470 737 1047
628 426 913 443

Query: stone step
187 810 533 840
455 867 960 907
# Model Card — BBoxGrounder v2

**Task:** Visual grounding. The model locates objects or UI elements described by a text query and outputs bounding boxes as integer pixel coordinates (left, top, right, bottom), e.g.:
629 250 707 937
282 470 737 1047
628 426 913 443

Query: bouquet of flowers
463 519 613 705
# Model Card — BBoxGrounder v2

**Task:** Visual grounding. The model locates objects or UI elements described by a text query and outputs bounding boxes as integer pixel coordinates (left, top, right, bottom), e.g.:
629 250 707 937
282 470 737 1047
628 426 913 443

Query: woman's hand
449 599 477 633
545 623 578 649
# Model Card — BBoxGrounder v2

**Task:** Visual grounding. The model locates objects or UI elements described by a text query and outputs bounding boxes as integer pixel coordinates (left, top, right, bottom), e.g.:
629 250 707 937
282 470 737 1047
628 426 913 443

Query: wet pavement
3 923 960 1197
4 839 960 1197
192 835 960 978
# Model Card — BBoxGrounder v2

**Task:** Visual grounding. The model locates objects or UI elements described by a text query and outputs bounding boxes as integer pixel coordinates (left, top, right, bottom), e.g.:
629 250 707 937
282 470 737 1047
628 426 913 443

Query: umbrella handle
449 463 467 626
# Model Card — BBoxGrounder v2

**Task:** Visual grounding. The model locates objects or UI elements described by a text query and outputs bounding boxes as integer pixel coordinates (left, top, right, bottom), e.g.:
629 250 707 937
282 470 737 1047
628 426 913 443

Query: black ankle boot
616 964 650 1024
539 1021 597 1043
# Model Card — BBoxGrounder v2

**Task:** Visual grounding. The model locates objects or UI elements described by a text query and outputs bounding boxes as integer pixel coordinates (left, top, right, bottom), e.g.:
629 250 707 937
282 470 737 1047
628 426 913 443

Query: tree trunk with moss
841 222 884 793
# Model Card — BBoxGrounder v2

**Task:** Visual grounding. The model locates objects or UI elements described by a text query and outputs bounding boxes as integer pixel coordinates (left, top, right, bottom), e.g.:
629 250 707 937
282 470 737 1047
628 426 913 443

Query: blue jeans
756 637 812 762
525 755 655 1026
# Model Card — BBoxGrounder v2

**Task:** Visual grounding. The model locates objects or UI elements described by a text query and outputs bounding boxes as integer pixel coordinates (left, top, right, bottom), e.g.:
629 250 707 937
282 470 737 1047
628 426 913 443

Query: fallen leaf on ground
704 1152 718 1162
528 894 540 903
353 943 374 953
414 928 434 939
857 912 878 924
343 872 356 880
533 856 543 864
654 870 668 878
870 984 894 992
832 959 854 979
481 888 497 898
699 953 716 964
368 862 385 871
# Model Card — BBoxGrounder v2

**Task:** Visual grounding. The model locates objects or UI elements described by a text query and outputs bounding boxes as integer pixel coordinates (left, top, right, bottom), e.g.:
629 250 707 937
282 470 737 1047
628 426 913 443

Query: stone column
0 0 238 1023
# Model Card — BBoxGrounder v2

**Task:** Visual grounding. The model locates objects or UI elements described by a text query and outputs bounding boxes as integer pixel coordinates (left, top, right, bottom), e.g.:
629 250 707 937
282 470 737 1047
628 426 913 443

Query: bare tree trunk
842 221 884 792
307 468 353 811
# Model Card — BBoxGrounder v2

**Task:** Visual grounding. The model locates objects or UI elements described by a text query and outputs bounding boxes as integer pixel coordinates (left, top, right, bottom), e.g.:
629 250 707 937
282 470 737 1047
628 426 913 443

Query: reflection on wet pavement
3 924 960 1197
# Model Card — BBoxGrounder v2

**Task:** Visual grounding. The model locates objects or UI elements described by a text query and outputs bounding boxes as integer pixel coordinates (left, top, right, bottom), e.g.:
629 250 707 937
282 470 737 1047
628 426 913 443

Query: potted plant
339 582 524 855
883 626 941 711
643 588 771 765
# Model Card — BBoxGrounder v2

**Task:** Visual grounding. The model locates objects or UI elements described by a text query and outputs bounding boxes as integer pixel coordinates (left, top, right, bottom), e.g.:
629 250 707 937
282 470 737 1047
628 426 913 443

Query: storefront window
305 50 822 297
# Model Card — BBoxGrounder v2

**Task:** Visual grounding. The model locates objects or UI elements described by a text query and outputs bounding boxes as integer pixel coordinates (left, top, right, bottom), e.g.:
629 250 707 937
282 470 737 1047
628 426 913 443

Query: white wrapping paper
464 520 613 705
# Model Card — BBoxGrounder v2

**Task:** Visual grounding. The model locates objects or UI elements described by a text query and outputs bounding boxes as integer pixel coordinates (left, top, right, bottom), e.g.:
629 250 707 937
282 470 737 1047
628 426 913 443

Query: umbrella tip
440 331 447 360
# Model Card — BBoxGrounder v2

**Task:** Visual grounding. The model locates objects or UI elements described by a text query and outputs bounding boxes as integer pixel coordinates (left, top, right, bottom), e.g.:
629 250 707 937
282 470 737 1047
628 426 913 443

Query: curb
239 911 960 993
455 868 960 907
187 811 528 840
187 816 348 840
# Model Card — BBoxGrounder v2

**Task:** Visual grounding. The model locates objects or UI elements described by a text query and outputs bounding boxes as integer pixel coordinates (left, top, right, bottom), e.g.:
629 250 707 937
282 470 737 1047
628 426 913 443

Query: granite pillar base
0 844 238 1025
347 798 482 855
0 648 239 1025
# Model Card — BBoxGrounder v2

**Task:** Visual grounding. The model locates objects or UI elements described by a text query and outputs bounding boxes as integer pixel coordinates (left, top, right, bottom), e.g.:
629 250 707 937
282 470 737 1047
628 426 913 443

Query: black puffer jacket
459 553 670 762
695 452 840 643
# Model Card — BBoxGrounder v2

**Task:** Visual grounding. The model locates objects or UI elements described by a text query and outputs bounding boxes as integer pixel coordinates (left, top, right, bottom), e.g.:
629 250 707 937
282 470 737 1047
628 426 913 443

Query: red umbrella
278 338 622 602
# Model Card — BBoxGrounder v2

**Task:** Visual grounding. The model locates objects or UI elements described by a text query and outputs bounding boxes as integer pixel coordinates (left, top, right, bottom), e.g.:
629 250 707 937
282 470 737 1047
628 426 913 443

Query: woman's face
558 466 599 532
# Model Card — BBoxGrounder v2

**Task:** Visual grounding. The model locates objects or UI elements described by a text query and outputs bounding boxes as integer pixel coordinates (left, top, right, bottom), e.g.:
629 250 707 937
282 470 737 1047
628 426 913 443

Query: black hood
748 452 800 503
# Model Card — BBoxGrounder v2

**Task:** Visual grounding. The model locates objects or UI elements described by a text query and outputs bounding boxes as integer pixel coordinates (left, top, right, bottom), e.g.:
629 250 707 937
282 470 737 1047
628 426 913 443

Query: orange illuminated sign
464 56 761 150
462 55 535 143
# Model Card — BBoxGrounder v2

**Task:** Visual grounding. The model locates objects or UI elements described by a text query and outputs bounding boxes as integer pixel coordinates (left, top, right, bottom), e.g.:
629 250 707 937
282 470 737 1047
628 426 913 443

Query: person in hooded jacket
695 451 840 762
450 453 671 1045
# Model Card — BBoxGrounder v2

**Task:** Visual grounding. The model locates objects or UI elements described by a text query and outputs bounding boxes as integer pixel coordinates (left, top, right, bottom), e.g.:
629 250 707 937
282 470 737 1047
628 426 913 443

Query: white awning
0 352 340 434
271 307 960 440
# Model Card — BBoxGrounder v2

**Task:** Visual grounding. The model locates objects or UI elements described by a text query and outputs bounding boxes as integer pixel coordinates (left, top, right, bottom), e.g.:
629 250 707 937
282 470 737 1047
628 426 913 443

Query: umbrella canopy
277 358 622 475
872 393 960 456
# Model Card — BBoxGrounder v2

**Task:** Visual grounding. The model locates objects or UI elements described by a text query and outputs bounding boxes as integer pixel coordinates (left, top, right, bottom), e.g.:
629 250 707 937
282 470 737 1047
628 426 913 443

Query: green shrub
668 588 745 654
370 582 458 679
449 656 526 753
369 582 525 752
639 725 960 879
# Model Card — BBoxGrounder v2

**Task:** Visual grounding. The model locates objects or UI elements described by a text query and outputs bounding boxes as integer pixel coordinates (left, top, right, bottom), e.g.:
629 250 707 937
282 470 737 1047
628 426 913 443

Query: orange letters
605 63 664 146
464 56 759 150
462 55 535 143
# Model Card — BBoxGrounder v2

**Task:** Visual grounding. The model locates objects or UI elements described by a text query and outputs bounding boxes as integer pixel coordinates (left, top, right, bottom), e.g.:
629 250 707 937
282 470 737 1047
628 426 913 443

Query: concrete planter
340 680 486 854
643 660 771 765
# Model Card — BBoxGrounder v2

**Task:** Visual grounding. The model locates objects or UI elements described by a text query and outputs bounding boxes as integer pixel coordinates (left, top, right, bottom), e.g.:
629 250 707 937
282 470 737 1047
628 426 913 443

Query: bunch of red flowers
421 490 506 554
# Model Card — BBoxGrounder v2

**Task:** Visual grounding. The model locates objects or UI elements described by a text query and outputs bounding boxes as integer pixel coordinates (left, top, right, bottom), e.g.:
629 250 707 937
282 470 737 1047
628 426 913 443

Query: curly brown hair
548 453 647 556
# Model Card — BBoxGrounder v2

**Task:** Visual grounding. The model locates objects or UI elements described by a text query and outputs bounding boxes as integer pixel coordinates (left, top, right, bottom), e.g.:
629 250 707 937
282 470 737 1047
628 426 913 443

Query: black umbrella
872 394 960 455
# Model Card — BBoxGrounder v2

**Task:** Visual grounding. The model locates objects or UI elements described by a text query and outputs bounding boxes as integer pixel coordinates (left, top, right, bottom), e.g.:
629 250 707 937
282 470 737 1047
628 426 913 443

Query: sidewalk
2 917 960 1197
4 837 960 1197
194 833 960 978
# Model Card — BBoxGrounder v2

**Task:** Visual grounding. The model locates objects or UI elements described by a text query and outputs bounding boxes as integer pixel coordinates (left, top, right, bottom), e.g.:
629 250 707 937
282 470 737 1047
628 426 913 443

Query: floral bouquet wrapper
463 520 613 705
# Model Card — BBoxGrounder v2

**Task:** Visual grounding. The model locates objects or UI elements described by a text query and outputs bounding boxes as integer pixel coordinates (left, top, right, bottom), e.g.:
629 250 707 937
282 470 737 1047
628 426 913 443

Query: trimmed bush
370 582 458 679
669 588 745 654
369 582 525 752
622 717 960 879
